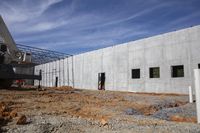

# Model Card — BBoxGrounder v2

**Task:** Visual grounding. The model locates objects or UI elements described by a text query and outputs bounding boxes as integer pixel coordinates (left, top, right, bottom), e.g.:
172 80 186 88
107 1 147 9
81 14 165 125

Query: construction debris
16 115 27 125
100 118 108 126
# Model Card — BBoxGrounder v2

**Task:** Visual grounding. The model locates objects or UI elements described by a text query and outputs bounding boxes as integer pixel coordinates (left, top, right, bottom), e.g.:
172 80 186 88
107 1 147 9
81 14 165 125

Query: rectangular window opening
132 69 140 79
198 64 200 69
171 65 184 78
150 67 160 78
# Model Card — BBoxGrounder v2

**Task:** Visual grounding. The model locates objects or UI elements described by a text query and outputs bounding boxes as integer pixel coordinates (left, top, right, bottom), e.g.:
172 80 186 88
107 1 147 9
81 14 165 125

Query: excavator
0 15 41 88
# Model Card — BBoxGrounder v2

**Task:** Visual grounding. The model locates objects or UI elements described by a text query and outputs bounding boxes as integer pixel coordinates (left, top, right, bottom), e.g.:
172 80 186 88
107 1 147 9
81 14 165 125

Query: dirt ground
0 86 200 133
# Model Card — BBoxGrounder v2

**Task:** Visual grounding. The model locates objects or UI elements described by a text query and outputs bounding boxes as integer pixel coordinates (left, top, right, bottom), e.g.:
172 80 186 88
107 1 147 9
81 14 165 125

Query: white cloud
0 0 63 24
168 11 200 26
1 0 200 54
24 20 67 32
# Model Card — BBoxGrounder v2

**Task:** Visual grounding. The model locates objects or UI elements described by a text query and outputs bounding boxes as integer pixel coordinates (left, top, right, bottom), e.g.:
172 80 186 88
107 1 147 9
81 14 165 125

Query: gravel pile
152 103 196 120
124 108 142 115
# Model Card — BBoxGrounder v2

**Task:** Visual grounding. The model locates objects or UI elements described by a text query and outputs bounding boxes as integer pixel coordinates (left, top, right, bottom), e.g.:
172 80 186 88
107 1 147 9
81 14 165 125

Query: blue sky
0 0 200 54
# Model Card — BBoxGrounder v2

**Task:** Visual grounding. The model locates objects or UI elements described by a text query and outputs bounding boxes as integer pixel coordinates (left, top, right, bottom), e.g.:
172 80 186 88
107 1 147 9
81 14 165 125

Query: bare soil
0 86 200 133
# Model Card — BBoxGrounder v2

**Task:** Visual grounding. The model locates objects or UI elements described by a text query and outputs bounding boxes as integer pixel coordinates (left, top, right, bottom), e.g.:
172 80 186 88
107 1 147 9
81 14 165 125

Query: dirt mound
170 115 197 123
0 102 18 118
0 102 19 131
0 102 12 131
0 102 11 118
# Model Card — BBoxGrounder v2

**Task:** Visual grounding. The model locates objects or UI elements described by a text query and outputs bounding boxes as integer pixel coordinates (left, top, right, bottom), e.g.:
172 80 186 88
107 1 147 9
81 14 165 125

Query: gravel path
3 114 200 133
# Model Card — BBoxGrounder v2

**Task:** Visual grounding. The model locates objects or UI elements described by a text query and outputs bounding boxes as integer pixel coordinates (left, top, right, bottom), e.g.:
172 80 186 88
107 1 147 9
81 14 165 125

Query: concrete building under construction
34 25 200 94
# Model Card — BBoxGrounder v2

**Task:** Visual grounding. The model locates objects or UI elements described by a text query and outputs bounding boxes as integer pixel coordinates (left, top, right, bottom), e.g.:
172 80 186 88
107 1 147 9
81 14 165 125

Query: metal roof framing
17 44 72 65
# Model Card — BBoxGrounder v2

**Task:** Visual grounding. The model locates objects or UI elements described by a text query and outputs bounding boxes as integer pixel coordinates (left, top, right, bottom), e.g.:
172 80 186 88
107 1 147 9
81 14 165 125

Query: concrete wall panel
35 25 200 94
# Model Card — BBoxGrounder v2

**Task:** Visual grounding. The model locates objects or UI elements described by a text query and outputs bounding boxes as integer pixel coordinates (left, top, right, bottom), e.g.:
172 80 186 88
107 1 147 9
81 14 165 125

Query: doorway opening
98 73 105 90
55 77 58 87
